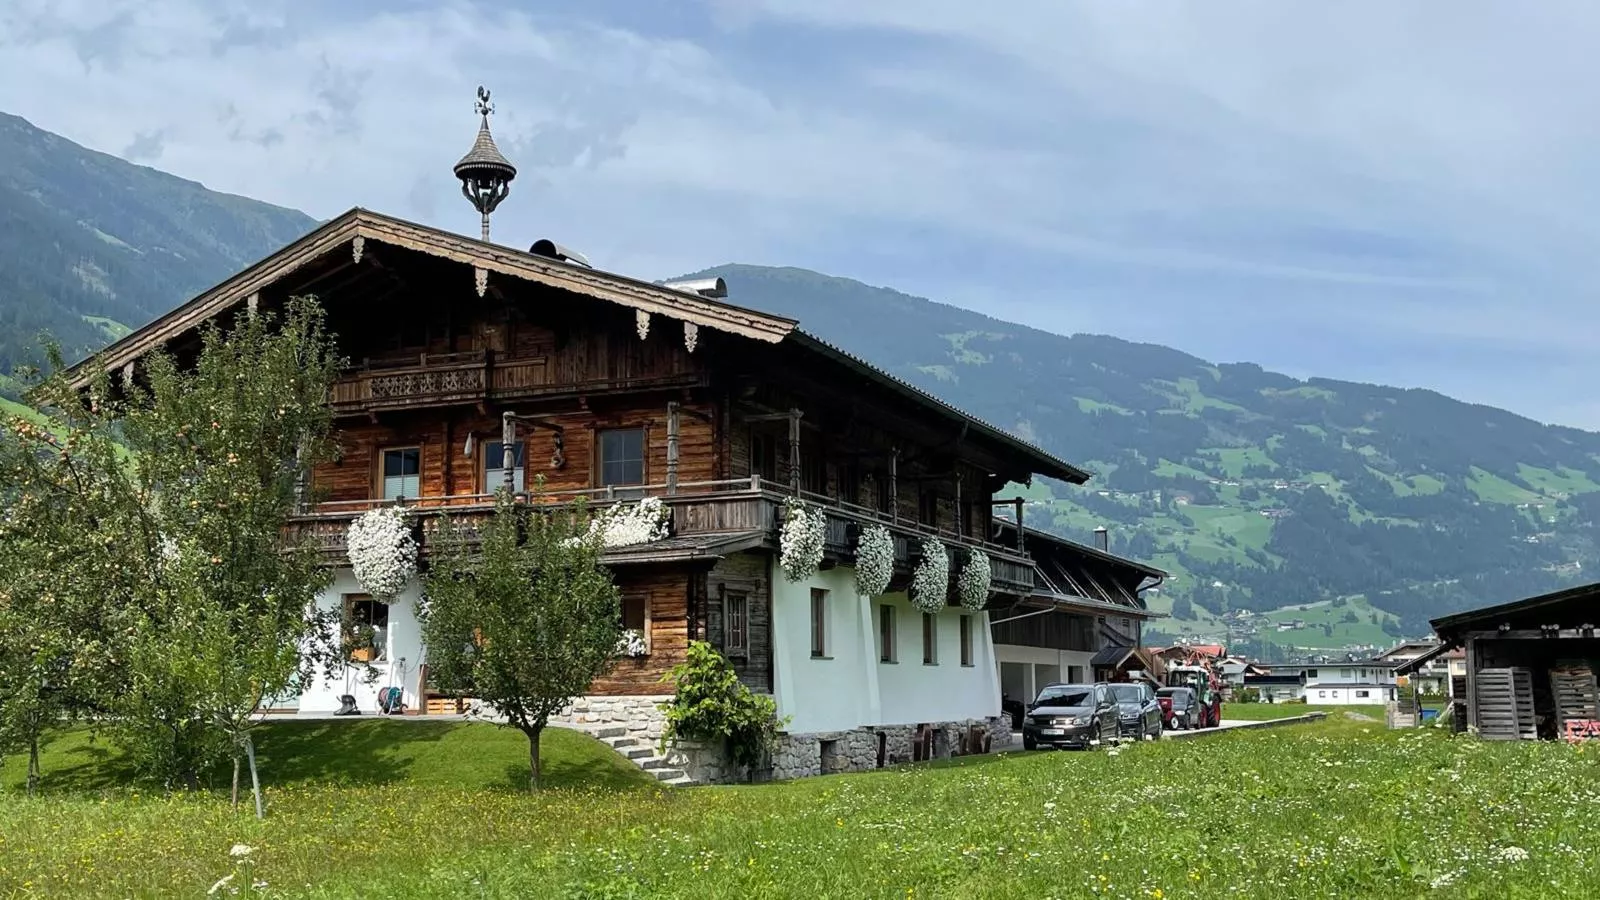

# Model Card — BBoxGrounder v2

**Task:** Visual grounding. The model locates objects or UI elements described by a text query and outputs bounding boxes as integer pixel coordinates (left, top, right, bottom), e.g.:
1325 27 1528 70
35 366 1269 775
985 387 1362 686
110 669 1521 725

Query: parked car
1157 686 1198 730
1021 682 1120 751
1109 681 1163 741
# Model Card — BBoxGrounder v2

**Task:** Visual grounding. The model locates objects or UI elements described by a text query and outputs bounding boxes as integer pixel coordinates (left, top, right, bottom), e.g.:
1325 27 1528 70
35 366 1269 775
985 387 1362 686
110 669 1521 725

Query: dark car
1157 686 1197 730
1021 683 1119 750
1109 682 1163 741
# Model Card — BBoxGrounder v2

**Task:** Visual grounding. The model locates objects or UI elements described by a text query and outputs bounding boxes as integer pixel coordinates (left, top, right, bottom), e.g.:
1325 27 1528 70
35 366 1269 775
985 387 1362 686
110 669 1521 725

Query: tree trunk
232 755 241 810
245 734 264 819
525 724 543 791
26 735 40 797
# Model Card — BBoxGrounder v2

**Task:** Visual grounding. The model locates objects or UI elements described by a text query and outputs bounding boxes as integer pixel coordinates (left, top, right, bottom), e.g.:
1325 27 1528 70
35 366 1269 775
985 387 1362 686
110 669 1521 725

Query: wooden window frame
959 614 974 667
879 604 897 663
922 612 938 666
810 588 829 659
594 425 649 489
724 592 749 658
481 439 526 494
377 445 423 501
621 591 652 655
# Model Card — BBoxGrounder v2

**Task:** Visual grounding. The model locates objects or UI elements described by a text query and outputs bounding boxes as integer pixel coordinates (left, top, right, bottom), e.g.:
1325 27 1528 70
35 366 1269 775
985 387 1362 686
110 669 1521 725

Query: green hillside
0 111 316 374
684 265 1600 645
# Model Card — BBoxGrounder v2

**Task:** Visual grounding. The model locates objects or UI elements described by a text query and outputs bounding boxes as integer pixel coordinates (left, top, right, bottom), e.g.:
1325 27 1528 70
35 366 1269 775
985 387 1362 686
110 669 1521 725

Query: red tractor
1163 662 1224 728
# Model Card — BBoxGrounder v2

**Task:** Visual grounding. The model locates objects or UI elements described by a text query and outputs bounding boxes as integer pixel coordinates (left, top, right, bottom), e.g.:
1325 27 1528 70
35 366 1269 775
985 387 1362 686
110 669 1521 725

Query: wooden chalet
74 201 1118 773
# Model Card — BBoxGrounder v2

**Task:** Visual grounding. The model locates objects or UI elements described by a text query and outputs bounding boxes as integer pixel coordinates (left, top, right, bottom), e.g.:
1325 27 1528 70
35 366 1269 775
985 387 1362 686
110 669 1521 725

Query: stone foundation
551 694 1012 785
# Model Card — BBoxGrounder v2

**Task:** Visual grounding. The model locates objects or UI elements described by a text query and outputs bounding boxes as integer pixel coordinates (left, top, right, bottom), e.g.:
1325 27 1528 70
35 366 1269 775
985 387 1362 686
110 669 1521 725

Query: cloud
2 1 1600 424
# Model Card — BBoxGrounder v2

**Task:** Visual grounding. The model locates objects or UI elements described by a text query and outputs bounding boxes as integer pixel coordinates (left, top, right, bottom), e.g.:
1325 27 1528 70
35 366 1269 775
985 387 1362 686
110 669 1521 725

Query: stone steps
564 723 695 786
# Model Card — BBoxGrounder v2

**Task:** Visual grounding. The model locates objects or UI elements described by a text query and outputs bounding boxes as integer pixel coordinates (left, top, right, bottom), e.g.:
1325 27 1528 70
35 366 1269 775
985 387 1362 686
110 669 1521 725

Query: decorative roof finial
455 85 516 243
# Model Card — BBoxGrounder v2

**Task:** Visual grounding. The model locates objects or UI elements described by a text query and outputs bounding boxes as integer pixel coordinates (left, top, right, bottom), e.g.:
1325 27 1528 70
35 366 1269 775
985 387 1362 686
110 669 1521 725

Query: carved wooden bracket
352 235 365 264
474 267 488 297
636 310 651 340
684 321 699 353
246 292 259 315
121 361 135 389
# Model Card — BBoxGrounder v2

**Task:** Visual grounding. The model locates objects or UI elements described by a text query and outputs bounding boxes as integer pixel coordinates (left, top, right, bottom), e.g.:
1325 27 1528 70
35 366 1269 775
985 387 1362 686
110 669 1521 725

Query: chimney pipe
1094 525 1108 552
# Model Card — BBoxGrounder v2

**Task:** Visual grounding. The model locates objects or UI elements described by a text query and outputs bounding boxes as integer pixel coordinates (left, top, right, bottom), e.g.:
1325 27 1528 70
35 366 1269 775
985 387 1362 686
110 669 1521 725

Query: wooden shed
1403 583 1600 740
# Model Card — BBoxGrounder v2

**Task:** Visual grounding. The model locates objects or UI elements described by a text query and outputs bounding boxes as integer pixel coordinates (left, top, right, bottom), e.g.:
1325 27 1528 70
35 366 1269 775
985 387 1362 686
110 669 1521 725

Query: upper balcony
286 476 1037 596
329 350 551 418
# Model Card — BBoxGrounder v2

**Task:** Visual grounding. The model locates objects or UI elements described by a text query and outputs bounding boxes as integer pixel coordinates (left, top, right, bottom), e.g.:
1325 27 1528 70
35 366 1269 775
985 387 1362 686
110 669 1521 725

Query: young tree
110 296 341 813
423 491 622 790
0 357 148 793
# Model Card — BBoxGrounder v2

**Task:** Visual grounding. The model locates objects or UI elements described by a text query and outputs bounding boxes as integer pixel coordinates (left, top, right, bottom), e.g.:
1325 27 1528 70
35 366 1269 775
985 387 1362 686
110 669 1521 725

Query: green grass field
1222 704 1383 721
3 718 1597 897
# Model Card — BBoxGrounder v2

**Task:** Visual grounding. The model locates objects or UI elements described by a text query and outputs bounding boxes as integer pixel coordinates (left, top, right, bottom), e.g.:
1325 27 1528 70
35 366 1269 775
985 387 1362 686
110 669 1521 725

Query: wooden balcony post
666 401 681 496
889 447 899 525
954 470 963 536
788 408 802 495
500 412 517 493
1013 497 1025 550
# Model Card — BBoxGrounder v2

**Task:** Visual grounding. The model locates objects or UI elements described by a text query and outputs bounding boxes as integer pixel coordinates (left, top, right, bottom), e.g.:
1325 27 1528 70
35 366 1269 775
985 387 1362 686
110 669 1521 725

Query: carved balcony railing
287 475 1037 596
330 351 492 416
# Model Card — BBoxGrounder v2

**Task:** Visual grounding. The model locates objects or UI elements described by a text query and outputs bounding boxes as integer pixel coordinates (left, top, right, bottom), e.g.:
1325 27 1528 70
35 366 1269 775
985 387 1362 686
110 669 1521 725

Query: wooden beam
666 401 681 495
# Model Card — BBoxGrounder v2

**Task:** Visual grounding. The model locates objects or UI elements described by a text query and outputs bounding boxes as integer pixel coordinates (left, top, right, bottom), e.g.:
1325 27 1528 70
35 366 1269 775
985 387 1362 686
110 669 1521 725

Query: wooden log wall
704 552 774 693
593 567 692 694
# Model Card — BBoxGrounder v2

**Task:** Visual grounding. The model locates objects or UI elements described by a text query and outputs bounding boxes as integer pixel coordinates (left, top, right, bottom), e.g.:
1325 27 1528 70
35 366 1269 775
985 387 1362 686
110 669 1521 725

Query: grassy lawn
3 718 1599 898
1222 704 1383 721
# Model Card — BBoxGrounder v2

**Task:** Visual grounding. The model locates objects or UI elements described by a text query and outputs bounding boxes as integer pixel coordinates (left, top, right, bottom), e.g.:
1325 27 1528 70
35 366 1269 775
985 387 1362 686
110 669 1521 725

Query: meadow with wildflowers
2 716 1598 898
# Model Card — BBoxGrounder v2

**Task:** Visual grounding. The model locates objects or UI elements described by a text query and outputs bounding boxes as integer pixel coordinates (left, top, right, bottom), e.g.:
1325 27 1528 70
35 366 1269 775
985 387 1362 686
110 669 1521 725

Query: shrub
661 641 788 770
1234 687 1261 703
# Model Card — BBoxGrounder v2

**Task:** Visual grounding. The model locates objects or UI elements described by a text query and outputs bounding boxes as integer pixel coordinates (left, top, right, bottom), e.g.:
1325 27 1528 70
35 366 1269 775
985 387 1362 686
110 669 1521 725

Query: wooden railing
288 476 1036 593
328 351 556 417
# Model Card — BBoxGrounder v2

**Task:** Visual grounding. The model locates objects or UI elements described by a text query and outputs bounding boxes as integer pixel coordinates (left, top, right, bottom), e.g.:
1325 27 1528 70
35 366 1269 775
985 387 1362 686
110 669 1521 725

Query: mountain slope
681 265 1600 647
0 112 317 374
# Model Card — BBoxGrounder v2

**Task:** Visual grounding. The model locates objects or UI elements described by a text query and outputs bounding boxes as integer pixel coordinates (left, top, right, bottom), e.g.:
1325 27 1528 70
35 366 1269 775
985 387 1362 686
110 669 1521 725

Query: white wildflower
615 628 649 658
346 506 417 601
779 497 827 582
228 844 254 858
910 538 949 612
956 548 991 610
854 524 894 597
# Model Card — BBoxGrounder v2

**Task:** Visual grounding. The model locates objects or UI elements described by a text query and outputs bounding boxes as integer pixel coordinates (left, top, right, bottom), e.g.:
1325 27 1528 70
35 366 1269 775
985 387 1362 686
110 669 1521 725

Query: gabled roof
1429 580 1600 638
67 207 1089 484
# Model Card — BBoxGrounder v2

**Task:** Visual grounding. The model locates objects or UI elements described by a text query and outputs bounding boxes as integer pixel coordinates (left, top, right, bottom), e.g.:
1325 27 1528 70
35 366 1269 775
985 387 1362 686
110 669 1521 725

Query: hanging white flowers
854 523 895 598
346 506 417 602
910 538 950 612
956 548 992 610
583 496 672 548
779 497 827 582
616 628 649 658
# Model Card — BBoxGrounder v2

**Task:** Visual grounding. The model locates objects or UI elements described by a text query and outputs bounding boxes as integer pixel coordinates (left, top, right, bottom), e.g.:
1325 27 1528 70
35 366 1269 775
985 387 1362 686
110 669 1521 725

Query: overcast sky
4 1 1600 426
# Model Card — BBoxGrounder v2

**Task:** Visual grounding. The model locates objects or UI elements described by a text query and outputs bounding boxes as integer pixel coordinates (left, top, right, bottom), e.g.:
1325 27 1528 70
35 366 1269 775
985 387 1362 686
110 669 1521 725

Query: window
879 604 896 663
725 593 749 656
344 596 389 663
959 614 973 666
922 613 938 665
750 432 777 482
918 487 939 527
810 589 828 658
622 593 648 646
839 462 862 506
381 448 421 500
599 428 645 486
876 474 896 515
483 440 525 493
801 446 826 495
1306 669 1319 679
1356 689 1370 698
1340 668 1352 679
1317 690 1327 699
1068 665 1084 683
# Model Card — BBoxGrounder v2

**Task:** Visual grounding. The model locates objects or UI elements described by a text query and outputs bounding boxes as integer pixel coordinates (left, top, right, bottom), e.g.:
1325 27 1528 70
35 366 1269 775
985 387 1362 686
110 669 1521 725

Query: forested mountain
0 112 316 378
5 110 1590 653
679 266 1600 647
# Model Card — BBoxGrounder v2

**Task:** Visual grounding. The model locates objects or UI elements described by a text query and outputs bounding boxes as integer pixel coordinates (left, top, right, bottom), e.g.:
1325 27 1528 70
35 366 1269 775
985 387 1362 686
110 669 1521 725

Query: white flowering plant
347 506 418 602
584 496 672 548
616 628 649 658
779 497 827 582
956 548 992 610
854 523 895 598
910 538 949 612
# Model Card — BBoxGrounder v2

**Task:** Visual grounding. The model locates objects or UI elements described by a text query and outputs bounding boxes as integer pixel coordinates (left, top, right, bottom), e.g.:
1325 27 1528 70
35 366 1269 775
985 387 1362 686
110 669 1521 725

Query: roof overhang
1001 590 1166 620
67 208 799 388
1394 641 1455 675
1429 580 1600 639
600 531 767 566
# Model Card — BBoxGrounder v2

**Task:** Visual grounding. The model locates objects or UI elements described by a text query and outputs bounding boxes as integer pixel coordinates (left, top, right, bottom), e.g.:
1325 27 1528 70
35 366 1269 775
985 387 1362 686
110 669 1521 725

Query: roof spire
454 85 517 242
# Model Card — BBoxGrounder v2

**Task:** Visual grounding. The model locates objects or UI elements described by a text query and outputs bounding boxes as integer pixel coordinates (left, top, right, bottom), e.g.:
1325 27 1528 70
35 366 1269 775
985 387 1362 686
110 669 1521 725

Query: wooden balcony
287 476 1037 596
329 351 552 417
